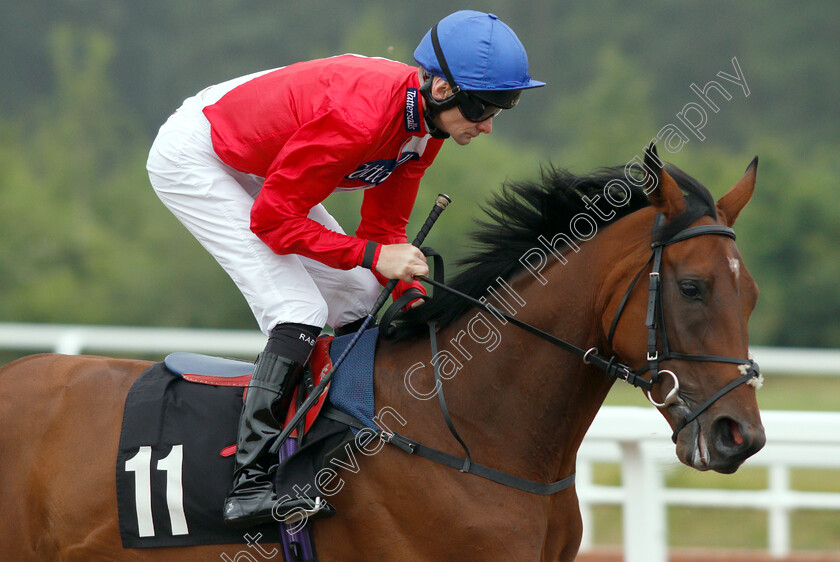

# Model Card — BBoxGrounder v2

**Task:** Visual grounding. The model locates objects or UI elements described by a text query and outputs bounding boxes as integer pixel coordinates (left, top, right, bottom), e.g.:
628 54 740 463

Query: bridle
605 213 761 442
407 212 761 445
368 211 762 496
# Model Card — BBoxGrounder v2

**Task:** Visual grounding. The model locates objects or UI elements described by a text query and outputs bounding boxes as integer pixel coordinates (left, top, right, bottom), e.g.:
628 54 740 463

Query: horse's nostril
714 416 745 449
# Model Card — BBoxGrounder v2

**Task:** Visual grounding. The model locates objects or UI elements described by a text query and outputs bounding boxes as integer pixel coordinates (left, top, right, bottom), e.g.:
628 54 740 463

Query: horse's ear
717 157 758 227
644 142 686 219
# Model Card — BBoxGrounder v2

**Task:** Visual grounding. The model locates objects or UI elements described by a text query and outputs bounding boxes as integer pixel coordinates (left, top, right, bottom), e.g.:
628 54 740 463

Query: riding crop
269 193 451 454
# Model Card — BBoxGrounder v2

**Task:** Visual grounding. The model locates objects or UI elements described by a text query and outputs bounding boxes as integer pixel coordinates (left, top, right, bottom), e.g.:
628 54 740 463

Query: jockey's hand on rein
375 244 429 283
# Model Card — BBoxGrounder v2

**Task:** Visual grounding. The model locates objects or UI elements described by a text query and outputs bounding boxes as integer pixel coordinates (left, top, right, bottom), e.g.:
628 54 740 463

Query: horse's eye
680 281 702 299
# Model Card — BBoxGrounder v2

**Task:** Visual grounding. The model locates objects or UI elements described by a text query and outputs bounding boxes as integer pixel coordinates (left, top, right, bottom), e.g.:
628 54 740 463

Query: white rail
577 407 840 560
1 323 839 375
0 322 266 357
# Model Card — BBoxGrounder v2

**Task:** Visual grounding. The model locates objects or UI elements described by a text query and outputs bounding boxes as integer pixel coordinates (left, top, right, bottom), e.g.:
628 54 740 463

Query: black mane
387 163 717 340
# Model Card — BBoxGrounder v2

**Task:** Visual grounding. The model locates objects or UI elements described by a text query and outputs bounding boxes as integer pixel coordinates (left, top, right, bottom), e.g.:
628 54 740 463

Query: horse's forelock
652 164 718 244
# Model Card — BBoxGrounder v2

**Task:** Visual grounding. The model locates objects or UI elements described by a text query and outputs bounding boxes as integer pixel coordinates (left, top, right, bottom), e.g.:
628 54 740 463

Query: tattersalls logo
404 87 421 133
342 137 427 188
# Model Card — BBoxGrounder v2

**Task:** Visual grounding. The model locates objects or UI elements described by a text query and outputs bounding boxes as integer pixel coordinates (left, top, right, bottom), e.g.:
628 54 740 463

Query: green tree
2 2 839 348
734 142 840 347
548 45 658 170
0 26 255 328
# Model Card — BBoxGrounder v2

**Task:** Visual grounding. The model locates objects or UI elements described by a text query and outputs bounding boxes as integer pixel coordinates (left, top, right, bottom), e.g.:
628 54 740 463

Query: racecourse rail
1 322 838 560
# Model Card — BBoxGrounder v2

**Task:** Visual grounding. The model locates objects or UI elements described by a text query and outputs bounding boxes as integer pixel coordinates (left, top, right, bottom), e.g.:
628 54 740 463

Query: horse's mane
387 163 717 340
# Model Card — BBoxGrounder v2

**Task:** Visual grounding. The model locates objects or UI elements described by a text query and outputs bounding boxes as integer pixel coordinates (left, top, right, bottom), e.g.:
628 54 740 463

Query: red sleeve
355 138 443 246
249 103 376 270
355 177 418 246
360 179 427 299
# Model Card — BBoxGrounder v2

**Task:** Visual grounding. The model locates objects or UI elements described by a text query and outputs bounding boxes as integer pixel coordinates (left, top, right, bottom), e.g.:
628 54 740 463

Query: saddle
116 330 378 550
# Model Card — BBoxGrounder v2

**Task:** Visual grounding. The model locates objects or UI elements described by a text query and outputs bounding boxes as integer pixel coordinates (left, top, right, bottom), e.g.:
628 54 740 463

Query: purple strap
278 437 316 561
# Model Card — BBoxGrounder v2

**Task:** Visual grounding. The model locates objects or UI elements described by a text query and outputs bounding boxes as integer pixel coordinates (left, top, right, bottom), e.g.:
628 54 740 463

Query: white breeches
146 92 380 334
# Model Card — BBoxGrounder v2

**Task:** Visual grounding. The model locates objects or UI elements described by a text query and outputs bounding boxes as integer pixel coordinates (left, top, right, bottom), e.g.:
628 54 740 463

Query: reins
408 249 653 392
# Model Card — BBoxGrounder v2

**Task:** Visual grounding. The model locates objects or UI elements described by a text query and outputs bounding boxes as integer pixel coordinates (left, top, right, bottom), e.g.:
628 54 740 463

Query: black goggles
455 92 502 122
455 89 520 122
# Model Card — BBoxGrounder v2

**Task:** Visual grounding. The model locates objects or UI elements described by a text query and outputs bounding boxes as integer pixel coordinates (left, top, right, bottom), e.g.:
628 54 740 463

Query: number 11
125 444 189 537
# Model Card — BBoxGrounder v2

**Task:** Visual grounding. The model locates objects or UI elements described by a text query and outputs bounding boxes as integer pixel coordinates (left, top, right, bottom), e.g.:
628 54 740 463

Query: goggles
455 93 502 122
456 89 520 122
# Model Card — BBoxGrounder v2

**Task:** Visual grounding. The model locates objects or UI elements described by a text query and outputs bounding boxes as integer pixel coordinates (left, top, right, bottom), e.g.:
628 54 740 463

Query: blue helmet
414 11 545 93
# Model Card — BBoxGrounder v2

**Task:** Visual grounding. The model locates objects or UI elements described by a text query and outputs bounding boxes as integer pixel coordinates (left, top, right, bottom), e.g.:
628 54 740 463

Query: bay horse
0 147 765 560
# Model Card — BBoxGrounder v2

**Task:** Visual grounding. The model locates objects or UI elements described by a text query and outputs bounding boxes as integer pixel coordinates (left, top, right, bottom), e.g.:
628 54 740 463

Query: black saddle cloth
115 361 282 548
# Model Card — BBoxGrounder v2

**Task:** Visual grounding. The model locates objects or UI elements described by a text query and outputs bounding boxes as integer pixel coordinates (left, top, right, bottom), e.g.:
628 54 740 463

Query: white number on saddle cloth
124 444 189 537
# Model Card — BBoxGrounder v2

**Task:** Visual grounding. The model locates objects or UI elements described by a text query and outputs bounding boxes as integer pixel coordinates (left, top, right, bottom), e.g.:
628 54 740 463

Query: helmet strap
419 74 453 139
418 22 473 140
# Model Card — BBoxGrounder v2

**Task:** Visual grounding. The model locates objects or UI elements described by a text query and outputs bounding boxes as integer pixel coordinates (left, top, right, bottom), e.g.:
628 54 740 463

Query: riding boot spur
222 323 319 528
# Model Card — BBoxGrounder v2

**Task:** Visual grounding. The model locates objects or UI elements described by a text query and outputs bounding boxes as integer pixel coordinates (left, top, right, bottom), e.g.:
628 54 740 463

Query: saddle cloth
116 329 378 548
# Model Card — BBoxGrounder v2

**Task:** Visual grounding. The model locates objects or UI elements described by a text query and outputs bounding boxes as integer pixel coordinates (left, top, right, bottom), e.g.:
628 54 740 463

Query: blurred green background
1 0 837 347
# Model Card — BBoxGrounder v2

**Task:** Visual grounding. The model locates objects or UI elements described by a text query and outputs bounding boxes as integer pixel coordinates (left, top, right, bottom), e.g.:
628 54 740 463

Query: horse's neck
377 244 618 482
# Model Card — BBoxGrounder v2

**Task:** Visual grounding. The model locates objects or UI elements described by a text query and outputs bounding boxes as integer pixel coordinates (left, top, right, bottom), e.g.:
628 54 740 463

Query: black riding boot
222 351 303 528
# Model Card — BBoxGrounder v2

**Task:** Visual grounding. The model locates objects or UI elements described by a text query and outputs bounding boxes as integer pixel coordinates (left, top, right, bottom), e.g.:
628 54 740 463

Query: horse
0 146 765 560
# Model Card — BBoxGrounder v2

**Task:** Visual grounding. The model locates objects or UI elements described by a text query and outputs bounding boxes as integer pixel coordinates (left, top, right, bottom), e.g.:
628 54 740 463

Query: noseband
606 214 761 442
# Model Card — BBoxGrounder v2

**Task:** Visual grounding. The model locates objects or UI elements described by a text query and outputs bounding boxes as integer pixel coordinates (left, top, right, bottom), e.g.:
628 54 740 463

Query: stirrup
277 496 336 524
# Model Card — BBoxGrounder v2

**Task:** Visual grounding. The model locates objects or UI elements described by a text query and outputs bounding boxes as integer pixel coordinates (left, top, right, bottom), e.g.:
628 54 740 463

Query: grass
589 461 840 551
791 510 840 551
587 374 840 552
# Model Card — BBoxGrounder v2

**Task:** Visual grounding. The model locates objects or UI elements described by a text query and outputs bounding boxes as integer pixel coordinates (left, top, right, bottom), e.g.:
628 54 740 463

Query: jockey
146 10 544 528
